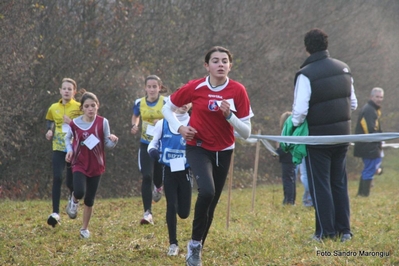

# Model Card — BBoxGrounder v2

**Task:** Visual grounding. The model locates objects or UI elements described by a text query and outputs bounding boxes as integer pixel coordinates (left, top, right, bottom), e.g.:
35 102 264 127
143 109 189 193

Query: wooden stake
226 149 235 229
251 130 261 211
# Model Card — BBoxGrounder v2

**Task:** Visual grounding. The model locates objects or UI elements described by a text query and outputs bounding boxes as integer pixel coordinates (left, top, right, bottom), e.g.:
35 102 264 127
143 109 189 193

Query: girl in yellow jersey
131 75 166 225
45 78 82 227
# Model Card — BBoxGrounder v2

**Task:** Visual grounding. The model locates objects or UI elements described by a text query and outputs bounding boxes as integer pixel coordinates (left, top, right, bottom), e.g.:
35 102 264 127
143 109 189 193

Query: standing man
353 87 384 197
291 28 358 242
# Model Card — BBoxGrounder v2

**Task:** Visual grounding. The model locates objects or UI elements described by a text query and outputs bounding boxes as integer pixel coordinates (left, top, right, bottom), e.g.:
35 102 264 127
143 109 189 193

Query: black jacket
353 100 382 158
276 145 293 164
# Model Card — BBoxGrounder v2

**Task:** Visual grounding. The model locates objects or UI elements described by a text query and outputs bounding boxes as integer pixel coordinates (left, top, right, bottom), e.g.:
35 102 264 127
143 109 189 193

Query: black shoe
341 233 352 242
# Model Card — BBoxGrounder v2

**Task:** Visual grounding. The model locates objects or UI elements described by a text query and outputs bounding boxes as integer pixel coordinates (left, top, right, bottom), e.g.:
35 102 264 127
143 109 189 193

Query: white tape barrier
260 139 279 156
235 132 399 156
248 133 399 145
234 134 279 156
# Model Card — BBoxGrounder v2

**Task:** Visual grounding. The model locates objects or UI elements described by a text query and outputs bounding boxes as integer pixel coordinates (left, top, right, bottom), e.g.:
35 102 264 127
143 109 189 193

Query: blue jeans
299 158 312 207
361 157 382 180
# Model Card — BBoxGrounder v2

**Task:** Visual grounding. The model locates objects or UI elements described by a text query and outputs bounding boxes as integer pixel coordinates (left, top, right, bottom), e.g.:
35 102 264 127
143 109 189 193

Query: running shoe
47 213 61 227
80 228 90 239
140 210 154 225
167 244 179 256
186 241 202 266
66 194 79 219
152 185 163 203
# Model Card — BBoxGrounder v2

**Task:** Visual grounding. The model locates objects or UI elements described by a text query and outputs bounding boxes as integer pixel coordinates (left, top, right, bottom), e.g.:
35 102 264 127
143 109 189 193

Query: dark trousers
186 145 233 247
73 171 101 207
51 151 73 213
139 142 163 212
305 145 351 238
280 162 296 204
163 166 192 245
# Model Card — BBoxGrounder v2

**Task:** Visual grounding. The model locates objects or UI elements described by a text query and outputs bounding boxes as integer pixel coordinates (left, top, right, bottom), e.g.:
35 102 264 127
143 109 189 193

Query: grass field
1 150 398 265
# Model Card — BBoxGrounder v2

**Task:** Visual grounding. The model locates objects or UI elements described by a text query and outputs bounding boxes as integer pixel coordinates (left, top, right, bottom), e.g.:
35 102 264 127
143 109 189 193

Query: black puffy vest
295 50 352 136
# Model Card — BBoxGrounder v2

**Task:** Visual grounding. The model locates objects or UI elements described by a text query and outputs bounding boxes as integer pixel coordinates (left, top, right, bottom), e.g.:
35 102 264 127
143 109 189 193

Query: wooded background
1 0 399 200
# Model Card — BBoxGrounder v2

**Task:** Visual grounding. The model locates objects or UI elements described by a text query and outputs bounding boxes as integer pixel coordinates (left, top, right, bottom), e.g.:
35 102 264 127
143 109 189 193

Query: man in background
353 87 384 197
291 28 358 242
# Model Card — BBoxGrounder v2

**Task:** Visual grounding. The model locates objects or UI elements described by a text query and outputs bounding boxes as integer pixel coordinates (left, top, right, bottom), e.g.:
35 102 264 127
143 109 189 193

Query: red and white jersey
170 76 253 151
70 116 105 177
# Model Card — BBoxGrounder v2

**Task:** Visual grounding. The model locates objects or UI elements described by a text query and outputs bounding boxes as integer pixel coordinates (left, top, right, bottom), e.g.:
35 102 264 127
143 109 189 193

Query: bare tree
1 0 399 199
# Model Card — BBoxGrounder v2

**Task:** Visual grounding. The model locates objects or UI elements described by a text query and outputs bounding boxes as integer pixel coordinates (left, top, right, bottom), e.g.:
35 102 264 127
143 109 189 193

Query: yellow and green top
45 99 82 151
139 95 165 143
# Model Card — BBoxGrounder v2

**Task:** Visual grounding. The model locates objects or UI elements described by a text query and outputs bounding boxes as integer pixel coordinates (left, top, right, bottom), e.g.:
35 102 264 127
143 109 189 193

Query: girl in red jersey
65 92 118 238
162 46 254 266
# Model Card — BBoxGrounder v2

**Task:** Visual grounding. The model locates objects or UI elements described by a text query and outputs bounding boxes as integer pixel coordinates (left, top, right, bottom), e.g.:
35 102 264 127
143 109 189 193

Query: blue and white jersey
159 119 189 169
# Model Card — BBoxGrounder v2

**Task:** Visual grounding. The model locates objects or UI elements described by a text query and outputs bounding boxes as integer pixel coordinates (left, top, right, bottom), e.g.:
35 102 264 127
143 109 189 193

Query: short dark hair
304 28 328 54
204 46 233 64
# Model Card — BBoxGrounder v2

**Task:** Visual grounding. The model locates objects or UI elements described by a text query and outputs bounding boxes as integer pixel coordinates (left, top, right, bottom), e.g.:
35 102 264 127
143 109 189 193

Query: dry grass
1 149 398 265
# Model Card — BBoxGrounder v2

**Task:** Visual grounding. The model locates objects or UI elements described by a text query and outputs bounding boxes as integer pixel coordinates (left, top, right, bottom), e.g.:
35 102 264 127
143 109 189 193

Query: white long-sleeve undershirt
292 74 358 127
